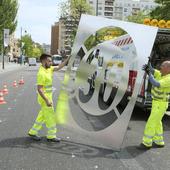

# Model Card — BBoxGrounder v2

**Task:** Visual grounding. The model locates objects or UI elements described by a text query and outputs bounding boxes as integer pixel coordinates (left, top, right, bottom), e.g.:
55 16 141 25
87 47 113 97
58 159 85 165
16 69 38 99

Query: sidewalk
0 62 26 74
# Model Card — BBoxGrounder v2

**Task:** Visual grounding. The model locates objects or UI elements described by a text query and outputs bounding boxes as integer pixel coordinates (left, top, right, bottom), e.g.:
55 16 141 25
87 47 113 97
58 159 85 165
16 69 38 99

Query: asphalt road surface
0 66 170 170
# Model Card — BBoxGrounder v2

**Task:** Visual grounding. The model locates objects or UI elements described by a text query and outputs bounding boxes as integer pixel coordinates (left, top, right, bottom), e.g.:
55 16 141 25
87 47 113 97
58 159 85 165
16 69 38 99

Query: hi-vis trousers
142 100 168 147
29 97 57 139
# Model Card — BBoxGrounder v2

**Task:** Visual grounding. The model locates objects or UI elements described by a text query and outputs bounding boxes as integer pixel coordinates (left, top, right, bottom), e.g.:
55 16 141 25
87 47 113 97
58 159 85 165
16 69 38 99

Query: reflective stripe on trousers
29 104 57 139
142 100 168 146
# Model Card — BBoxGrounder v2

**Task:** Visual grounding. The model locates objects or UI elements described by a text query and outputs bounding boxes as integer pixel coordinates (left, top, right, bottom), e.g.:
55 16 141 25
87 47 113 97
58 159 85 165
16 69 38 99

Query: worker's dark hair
40 53 52 62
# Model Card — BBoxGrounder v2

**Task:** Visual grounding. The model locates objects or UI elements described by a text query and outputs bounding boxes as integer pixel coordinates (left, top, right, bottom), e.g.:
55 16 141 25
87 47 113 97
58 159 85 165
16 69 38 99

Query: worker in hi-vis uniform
139 60 170 149
28 53 70 142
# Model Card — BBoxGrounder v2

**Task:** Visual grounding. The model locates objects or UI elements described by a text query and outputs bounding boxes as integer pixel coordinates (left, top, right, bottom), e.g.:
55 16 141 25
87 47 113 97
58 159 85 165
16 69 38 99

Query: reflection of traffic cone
0 91 6 104
2 84 8 95
19 77 24 85
13 80 18 87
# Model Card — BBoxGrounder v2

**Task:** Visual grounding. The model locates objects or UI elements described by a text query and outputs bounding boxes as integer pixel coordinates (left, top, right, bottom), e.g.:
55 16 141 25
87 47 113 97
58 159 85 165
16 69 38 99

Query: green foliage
21 34 43 58
0 0 18 50
150 0 170 20
127 11 150 24
60 0 93 46
84 27 127 50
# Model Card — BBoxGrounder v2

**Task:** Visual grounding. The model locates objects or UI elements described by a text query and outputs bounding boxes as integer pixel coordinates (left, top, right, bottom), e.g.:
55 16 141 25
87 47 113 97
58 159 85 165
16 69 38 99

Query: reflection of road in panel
70 98 117 131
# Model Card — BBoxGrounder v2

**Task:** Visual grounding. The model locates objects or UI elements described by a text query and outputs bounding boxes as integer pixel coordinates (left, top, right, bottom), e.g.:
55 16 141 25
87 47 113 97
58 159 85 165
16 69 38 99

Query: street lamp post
1 30 4 69
96 0 98 16
20 27 27 65
1 29 10 69
20 27 23 65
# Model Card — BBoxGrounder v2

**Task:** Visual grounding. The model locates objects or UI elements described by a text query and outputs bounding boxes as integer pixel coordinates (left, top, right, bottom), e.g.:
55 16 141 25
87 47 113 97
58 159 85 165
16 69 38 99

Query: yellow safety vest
37 65 54 103
151 70 170 102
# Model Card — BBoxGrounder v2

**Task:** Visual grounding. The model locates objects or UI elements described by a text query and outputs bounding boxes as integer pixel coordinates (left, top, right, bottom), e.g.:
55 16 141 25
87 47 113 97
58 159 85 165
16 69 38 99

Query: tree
59 0 93 44
21 35 43 58
127 11 150 24
32 47 42 58
0 0 18 51
150 0 170 20
21 34 34 57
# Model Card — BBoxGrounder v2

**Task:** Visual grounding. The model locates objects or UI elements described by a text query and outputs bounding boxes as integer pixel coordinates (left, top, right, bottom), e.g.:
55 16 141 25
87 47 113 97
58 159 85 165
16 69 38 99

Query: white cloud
15 0 65 44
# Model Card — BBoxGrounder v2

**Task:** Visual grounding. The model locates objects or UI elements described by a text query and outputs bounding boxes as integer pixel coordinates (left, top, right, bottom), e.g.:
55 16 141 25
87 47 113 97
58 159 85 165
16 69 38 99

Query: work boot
153 142 165 148
28 133 41 141
47 137 61 142
137 143 152 150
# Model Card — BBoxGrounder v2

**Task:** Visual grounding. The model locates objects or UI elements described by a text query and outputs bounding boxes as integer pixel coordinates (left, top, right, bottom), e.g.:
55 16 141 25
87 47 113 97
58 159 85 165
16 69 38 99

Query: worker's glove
142 64 151 75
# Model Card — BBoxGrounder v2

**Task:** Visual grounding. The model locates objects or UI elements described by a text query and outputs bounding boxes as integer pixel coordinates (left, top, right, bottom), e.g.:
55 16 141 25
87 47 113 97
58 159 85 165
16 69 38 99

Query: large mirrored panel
56 15 158 150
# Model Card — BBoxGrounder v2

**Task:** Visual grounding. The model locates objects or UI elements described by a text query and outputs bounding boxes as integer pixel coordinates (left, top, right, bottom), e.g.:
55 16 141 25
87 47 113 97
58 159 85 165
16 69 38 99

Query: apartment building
113 0 158 20
51 22 59 55
51 17 76 57
87 0 158 20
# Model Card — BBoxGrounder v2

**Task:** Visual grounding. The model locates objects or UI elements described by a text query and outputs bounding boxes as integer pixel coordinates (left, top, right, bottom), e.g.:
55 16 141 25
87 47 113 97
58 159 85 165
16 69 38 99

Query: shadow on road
0 137 146 159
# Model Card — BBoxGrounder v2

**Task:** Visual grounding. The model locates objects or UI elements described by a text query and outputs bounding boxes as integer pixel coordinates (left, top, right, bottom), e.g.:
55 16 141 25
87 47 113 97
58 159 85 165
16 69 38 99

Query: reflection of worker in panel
139 60 170 149
87 49 100 64
91 49 104 88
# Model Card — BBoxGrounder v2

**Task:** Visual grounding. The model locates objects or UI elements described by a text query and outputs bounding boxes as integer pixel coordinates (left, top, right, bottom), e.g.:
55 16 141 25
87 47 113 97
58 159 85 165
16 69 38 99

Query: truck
106 28 170 111
87 28 170 112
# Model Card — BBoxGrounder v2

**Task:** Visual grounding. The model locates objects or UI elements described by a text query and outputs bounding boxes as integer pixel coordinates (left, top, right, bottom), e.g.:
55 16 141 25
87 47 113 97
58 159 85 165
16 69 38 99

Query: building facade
9 33 20 62
42 43 51 54
51 18 76 57
51 22 59 55
87 0 158 20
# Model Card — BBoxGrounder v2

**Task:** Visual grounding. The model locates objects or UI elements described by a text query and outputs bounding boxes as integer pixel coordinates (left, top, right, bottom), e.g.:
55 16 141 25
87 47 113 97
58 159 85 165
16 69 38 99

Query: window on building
145 5 148 9
98 7 102 10
104 12 113 16
89 1 93 4
124 8 128 12
105 2 113 5
105 7 113 11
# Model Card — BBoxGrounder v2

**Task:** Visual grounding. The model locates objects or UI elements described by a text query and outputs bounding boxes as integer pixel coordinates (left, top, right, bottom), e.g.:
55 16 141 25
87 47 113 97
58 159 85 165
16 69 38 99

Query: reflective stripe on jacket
151 69 170 102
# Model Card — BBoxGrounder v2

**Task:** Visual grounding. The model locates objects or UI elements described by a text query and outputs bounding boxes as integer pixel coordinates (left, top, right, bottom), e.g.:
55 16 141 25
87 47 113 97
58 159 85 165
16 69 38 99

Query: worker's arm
37 85 52 107
148 74 160 87
53 56 70 72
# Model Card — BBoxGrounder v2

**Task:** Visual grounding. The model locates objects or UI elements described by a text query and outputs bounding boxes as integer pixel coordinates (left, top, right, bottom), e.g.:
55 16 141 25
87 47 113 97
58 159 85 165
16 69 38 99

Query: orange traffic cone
2 84 8 95
18 77 24 85
13 80 18 87
0 91 6 104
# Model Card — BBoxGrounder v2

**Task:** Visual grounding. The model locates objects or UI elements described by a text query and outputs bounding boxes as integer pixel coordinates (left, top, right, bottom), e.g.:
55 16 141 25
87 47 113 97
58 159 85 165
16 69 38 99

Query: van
52 54 62 66
28 58 37 66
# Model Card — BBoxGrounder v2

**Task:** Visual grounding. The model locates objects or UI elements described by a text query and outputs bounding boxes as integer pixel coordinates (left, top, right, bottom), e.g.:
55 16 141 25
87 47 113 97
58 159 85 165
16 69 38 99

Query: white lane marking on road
0 119 6 123
94 165 98 169
116 149 144 170
71 153 75 158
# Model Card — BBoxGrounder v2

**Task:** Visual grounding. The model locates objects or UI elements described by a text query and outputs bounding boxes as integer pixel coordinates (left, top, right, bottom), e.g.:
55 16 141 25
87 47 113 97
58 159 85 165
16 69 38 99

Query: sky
15 0 65 45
